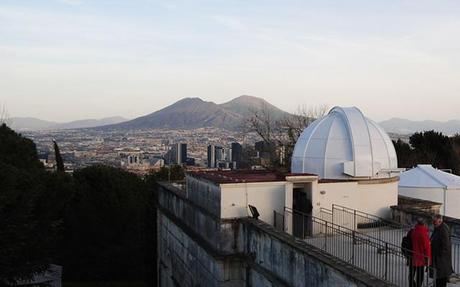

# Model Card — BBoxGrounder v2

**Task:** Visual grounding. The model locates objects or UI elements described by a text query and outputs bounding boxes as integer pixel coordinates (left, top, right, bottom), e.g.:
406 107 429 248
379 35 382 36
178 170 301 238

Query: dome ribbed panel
291 106 398 179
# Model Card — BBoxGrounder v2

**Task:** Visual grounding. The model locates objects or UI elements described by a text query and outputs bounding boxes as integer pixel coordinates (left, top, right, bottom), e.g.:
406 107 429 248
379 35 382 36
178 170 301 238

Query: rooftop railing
330 204 460 276
275 207 436 287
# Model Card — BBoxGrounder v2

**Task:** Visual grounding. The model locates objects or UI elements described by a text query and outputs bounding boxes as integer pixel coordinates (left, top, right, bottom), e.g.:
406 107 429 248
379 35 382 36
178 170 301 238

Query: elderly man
431 214 453 287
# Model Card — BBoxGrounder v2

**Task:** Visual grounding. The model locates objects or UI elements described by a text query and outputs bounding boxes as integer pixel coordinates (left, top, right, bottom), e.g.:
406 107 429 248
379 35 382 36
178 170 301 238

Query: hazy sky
1 0 460 122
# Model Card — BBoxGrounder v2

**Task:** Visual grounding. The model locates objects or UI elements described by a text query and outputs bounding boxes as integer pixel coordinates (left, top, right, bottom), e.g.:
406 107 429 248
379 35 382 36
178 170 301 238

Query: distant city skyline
1 0 460 122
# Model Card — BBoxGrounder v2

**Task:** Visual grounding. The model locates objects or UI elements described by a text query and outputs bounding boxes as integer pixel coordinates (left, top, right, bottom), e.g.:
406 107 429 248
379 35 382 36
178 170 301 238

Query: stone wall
157 181 391 287
242 219 390 287
186 175 221 217
391 205 460 237
158 212 245 287
157 182 242 254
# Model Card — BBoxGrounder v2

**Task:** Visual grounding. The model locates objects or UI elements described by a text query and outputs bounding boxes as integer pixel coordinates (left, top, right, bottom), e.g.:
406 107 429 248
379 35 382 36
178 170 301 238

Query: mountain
379 118 460 136
105 98 242 130
101 96 291 130
10 116 127 131
220 95 289 120
52 116 127 130
9 117 57 131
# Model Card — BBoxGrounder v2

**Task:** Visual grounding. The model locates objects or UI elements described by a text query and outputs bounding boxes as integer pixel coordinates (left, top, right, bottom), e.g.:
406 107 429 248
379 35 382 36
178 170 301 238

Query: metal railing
331 204 460 276
273 210 285 232
319 207 333 222
332 204 411 246
279 207 436 287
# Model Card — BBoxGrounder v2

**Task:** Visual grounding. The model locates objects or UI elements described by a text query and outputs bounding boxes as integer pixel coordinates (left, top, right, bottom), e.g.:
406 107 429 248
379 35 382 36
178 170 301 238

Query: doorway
292 185 313 238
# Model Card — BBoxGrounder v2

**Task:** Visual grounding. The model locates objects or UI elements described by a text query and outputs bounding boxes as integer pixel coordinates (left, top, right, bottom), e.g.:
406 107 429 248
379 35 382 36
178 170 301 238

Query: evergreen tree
409 130 460 173
61 165 148 281
392 139 416 168
0 124 43 170
53 139 65 173
0 124 69 284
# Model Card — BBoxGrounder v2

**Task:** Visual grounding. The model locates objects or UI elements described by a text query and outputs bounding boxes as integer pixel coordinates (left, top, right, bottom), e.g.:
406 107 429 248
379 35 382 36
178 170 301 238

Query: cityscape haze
1 1 460 122
3 1 460 287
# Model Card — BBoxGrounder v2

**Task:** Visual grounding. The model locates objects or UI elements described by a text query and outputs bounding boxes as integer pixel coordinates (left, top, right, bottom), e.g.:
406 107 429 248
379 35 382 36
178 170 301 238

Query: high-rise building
176 143 187 164
181 143 187 164
207 145 216 168
165 143 188 165
215 146 224 162
231 142 242 169
208 144 238 169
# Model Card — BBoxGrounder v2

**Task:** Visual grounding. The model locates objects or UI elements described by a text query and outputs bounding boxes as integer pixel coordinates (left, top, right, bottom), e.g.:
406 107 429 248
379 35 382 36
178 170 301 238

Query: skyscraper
231 142 242 169
207 145 215 168
165 143 188 165
177 143 187 164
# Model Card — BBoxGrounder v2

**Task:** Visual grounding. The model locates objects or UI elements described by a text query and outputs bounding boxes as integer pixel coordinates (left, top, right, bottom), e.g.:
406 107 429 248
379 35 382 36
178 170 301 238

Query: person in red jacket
409 217 432 287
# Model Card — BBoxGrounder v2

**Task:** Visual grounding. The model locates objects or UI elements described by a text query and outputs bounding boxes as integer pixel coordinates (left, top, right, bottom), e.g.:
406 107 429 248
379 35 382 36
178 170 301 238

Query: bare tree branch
243 103 329 169
0 103 12 126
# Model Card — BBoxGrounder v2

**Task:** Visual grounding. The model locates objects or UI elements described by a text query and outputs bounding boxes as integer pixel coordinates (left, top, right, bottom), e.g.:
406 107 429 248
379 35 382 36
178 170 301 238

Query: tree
0 123 156 285
147 165 185 182
280 105 329 146
244 104 328 169
0 124 68 284
409 130 460 173
393 139 416 168
450 134 460 167
0 124 43 170
0 104 11 126
61 165 149 281
53 139 65 173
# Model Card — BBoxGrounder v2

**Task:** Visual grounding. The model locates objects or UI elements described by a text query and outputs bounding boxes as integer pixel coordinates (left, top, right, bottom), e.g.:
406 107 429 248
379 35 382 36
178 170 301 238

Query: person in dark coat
431 214 453 287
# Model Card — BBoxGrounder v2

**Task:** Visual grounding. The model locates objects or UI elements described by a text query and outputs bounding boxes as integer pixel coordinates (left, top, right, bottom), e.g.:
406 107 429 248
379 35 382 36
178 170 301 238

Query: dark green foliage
0 125 72 284
452 134 460 167
53 140 65 173
61 165 148 281
0 163 53 283
409 131 460 174
146 165 184 181
393 139 416 168
393 131 460 174
0 124 157 285
410 131 456 169
0 123 43 170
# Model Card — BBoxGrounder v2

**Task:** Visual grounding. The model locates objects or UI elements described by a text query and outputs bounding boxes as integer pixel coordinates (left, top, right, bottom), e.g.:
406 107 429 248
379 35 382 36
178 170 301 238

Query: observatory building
292 106 398 179
290 106 400 219
156 106 401 286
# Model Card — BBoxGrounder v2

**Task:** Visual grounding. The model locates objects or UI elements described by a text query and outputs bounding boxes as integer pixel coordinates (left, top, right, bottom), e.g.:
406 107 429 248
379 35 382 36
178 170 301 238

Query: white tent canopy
399 164 460 218
399 164 460 189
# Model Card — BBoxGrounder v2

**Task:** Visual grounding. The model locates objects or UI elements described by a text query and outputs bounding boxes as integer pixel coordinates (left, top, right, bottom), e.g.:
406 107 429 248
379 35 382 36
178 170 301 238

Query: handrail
333 204 460 239
332 204 404 228
281 207 435 286
285 207 420 255
319 207 333 214
331 204 460 277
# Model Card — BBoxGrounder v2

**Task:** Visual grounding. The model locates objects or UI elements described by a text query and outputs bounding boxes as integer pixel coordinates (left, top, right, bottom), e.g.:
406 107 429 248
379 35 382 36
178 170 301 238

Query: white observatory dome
291 106 398 179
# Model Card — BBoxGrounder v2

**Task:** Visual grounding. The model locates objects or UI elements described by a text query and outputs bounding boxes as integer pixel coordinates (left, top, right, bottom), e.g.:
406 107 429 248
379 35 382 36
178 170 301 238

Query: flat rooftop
187 170 316 184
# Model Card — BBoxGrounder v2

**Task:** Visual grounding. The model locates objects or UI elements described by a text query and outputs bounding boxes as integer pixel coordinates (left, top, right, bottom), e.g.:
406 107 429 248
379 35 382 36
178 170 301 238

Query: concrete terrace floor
303 228 460 287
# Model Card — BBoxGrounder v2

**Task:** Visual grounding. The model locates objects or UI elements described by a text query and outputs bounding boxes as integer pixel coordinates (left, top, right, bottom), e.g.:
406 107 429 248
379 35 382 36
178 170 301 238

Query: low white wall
399 186 460 218
314 180 398 220
445 189 460 219
220 182 286 225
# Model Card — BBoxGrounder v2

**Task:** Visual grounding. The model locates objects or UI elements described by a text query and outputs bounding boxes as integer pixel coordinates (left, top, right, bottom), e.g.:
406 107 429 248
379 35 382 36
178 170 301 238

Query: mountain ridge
100 95 291 130
379 118 460 135
11 98 460 134
10 116 127 131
